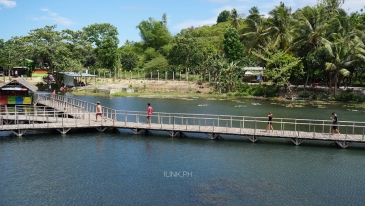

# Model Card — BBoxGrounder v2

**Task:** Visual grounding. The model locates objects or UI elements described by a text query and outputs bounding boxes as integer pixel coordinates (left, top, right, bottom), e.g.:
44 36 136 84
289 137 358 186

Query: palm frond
325 62 336 71
339 68 350 77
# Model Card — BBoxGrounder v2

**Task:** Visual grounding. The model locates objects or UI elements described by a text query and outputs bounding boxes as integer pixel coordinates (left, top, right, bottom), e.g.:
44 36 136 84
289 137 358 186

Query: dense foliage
1 0 365 97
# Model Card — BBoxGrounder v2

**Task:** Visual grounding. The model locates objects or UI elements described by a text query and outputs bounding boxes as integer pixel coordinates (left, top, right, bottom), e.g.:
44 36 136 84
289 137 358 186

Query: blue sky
0 0 363 46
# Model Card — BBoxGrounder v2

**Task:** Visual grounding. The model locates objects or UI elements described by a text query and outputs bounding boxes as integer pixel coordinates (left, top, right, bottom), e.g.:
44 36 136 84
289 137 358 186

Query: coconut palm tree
266 2 294 52
324 18 365 94
291 5 331 88
231 9 239 30
241 7 270 55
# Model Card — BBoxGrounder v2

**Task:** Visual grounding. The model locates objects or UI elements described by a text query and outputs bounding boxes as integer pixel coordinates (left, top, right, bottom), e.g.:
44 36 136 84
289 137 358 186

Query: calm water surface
1 95 365 205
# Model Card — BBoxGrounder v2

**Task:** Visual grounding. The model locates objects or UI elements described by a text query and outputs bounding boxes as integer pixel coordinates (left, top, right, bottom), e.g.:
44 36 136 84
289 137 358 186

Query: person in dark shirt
331 112 340 135
265 112 274 132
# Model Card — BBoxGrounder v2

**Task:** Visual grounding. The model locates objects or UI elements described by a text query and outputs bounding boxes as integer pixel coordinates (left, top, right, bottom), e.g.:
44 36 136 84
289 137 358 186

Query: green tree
83 23 119 71
230 9 239 29
242 7 269 54
349 8 365 30
292 5 330 88
223 26 243 62
119 50 138 71
143 56 169 74
253 49 303 86
217 10 230 24
62 29 96 69
136 13 172 51
167 31 203 80
323 35 353 94
321 3 365 94
144 47 159 62
0 39 6 68
318 0 345 13
266 2 293 51
26 25 63 72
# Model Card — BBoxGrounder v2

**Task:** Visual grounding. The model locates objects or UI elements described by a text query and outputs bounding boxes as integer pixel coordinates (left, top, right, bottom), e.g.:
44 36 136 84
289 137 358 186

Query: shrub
299 91 310 98
335 90 365 102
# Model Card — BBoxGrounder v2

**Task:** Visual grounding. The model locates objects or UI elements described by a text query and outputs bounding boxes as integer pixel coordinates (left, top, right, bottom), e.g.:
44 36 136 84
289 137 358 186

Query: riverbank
22 76 365 103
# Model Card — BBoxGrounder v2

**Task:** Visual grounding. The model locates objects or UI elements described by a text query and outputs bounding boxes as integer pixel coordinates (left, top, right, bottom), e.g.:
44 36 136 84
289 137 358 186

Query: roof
0 78 38 92
243 67 263 71
59 72 96 77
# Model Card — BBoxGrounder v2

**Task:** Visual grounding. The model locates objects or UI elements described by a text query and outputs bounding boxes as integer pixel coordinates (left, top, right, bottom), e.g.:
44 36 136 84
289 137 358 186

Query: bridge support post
206 133 220 140
56 128 71 135
168 131 180 137
248 136 258 143
3 119 11 125
130 128 144 134
96 127 107 132
12 130 27 137
336 141 349 149
291 138 304 146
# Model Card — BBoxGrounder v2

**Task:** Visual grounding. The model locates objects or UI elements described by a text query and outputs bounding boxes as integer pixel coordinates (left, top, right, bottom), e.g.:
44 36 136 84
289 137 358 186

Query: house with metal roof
58 72 96 87
243 67 264 75
0 78 38 105
243 67 264 82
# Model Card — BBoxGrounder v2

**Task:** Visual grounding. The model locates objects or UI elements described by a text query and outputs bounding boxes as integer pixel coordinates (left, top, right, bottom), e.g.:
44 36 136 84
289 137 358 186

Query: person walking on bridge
147 103 153 125
265 112 274 132
96 101 107 122
331 112 340 135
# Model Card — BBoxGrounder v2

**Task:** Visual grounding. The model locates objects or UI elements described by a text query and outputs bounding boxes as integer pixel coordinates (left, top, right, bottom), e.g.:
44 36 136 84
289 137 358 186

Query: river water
1 95 365 205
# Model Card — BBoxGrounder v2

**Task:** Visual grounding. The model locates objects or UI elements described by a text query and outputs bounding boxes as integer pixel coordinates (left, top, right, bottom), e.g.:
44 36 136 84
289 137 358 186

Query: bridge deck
0 94 363 148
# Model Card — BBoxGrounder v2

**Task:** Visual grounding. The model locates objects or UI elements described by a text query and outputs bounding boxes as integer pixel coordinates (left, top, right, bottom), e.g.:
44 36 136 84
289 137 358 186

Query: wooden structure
58 72 96 87
5 66 31 77
0 78 38 105
243 67 264 82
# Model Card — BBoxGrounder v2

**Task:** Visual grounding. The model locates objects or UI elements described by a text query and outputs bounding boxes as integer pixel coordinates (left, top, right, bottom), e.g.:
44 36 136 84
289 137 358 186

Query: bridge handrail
34 94 365 127
114 109 365 126
1 111 364 135
34 93 117 120
28 94 365 138
2 108 363 128
1 109 365 140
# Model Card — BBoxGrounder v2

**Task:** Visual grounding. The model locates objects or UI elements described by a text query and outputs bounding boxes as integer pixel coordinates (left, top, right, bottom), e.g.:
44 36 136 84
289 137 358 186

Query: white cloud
236 0 363 13
173 0 364 33
174 17 216 31
342 0 365 13
31 8 73 26
0 0 16 8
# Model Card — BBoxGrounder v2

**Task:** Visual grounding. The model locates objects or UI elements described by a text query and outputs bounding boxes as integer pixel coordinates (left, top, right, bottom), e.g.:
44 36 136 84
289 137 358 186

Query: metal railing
26 94 365 141
0 106 109 130
113 111 364 138
35 94 117 120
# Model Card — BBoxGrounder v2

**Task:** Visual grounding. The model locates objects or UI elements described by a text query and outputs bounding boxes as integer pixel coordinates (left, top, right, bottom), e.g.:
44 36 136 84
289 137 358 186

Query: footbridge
0 94 364 148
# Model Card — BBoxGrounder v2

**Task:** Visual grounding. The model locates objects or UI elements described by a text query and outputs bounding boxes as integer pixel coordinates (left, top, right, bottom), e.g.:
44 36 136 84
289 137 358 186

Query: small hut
243 67 264 83
0 78 38 105
58 72 96 87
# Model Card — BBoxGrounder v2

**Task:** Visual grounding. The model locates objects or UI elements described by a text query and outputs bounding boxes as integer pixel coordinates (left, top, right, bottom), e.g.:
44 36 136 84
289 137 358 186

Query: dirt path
89 78 213 94
19 77 213 94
